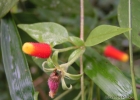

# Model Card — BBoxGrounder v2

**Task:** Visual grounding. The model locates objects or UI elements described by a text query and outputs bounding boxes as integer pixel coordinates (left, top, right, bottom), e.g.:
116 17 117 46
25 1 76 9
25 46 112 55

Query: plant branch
88 81 94 100
54 89 73 100
97 86 100 100
128 0 138 100
52 46 77 52
73 91 81 100
80 0 84 100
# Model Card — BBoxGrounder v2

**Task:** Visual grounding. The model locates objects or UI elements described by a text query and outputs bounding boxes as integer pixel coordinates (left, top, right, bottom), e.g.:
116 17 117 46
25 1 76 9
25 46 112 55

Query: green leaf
18 22 69 46
68 36 84 46
68 48 85 62
85 25 130 46
118 0 140 48
1 14 35 100
84 47 132 98
0 0 18 18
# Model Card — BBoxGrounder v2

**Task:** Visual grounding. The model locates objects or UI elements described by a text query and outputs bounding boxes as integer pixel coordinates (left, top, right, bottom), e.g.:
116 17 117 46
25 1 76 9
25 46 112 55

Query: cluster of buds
22 42 83 98
104 45 129 62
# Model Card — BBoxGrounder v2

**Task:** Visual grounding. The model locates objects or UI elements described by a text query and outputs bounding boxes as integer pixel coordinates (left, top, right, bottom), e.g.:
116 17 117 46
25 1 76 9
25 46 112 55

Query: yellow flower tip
22 42 34 55
121 54 129 62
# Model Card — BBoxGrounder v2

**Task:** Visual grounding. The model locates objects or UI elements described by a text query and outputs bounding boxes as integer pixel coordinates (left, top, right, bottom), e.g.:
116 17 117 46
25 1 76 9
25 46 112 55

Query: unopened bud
48 70 61 98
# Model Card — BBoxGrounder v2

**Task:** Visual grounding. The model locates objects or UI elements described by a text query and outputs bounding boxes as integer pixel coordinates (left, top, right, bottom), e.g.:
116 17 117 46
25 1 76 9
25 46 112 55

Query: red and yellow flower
22 42 52 58
104 45 129 62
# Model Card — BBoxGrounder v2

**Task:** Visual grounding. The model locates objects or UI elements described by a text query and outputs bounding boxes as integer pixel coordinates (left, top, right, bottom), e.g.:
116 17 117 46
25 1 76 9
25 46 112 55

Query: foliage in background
0 0 140 100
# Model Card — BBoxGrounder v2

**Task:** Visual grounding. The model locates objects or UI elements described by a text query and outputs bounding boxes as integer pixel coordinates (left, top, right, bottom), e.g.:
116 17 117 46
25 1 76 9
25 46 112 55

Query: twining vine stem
128 0 138 100
80 0 84 100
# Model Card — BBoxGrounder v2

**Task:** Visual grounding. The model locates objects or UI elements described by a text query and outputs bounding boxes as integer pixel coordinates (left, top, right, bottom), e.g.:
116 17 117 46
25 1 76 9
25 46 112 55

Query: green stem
54 89 73 100
52 46 77 52
97 86 100 100
88 81 94 100
80 0 84 100
73 91 81 100
128 0 138 100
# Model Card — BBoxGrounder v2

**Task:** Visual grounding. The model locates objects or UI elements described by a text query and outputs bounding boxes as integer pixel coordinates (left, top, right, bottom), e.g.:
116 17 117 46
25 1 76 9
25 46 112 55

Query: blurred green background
0 0 140 100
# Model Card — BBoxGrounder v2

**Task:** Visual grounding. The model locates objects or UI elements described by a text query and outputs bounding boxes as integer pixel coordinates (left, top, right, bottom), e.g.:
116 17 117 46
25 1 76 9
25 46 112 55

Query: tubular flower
22 42 52 58
104 45 129 62
48 70 61 98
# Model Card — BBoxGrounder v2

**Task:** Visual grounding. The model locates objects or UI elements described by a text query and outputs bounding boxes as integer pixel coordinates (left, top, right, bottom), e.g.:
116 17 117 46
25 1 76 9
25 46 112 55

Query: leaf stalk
128 0 138 100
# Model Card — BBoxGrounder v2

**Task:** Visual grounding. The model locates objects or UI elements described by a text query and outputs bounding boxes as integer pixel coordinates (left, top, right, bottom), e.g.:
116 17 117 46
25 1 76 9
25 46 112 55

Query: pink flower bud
48 70 61 98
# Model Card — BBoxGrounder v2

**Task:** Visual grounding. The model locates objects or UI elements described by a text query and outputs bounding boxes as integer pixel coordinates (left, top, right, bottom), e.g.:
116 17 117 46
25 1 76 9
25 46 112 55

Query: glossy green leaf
84 47 132 98
18 22 69 46
0 0 18 18
118 0 140 48
1 14 35 100
68 36 84 46
85 25 130 46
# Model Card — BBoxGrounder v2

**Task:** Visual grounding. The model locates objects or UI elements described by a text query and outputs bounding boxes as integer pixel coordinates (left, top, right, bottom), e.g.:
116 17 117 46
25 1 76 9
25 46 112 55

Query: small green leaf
65 72 82 80
61 78 72 90
18 22 69 46
68 36 84 46
68 48 85 62
84 47 132 98
1 14 35 100
0 0 18 18
118 0 140 48
85 25 130 46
